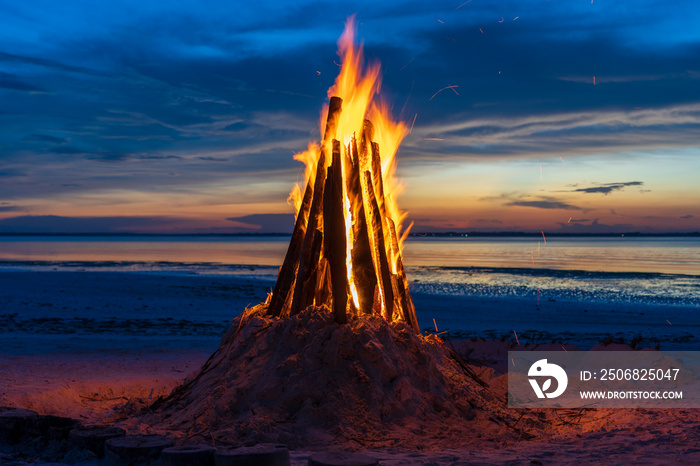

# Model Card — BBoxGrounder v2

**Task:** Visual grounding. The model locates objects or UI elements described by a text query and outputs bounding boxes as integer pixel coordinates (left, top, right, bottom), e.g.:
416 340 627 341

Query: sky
1 0 699 234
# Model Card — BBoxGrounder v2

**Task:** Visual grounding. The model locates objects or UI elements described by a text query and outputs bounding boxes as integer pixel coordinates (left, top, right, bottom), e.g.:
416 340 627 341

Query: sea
1 235 699 350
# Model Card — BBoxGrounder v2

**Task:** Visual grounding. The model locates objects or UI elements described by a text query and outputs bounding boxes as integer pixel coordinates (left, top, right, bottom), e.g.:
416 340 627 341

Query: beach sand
1 270 698 464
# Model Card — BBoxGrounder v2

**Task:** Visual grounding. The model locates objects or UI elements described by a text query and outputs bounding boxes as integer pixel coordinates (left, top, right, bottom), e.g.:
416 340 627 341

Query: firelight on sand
269 16 418 331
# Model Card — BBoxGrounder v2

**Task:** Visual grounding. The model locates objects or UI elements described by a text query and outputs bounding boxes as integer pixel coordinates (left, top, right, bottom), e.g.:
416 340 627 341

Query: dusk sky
1 0 699 234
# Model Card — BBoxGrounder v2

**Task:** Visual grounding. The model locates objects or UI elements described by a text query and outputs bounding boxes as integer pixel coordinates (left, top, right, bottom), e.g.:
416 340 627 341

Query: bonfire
268 17 417 331
138 18 518 448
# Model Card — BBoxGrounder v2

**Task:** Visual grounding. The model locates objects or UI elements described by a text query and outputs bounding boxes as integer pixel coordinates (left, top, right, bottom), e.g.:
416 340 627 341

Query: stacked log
267 96 418 333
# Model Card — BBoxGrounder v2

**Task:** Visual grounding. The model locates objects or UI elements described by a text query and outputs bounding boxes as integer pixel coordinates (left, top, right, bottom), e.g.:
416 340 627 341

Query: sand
1 270 699 464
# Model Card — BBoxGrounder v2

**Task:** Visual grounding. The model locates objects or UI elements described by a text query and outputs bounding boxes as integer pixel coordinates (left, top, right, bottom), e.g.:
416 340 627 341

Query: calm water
1 235 699 275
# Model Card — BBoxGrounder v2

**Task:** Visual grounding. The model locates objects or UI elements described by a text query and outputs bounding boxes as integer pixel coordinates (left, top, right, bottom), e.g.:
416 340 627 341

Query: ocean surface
0 235 698 350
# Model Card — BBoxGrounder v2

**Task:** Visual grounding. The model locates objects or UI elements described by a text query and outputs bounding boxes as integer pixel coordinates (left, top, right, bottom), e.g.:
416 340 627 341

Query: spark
409 113 417 134
424 138 445 141
562 346 568 352
559 156 566 164
541 231 547 244
430 85 459 100
455 0 473 9
316 71 321 75
399 57 415 71
513 16 519 21
437 19 444 24
514 330 520 345
498 17 504 23
512 358 515 366
433 318 439 332
593 76 596 85
666 319 672 325
567 217 572 223
400 80 414 115
479 28 484 34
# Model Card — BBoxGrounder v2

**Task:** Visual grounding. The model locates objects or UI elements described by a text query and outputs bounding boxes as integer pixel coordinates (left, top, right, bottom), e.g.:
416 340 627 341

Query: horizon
1 1 699 235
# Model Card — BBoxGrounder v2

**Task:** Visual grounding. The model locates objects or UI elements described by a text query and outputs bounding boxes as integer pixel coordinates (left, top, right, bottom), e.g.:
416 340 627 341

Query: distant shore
1 231 699 237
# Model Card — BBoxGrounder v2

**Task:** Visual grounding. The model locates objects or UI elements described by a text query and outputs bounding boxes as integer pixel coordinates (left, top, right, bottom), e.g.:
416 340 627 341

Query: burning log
347 137 376 314
267 176 313 318
324 140 349 324
363 170 395 321
266 94 418 332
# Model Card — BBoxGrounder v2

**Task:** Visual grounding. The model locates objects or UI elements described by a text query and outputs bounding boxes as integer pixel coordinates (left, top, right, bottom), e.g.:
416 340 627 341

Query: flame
288 142 320 217
289 16 410 316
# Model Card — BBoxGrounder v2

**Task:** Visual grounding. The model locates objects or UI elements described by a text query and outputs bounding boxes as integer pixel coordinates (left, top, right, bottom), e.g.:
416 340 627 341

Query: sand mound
132 304 518 449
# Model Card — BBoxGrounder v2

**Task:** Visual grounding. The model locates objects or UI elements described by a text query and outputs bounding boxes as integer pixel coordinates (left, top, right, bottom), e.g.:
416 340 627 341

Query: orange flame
290 16 411 316
293 16 409 241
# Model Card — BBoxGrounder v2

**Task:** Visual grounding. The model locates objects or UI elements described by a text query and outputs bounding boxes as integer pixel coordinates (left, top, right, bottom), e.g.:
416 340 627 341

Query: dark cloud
505 198 581 211
0 51 107 77
679 215 694 220
0 205 22 212
0 215 268 234
22 134 69 144
48 146 85 155
555 219 640 234
0 169 26 177
0 72 44 93
226 214 294 233
0 215 179 233
572 181 644 195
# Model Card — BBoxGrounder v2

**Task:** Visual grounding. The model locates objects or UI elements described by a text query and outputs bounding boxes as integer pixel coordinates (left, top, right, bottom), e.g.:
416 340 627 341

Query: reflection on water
1 236 698 275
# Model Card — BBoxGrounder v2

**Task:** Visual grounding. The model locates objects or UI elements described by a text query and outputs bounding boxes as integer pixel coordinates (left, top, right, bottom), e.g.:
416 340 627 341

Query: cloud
0 72 44 93
505 197 582 211
0 205 23 212
679 215 694 220
555 218 640 233
572 181 644 195
0 215 181 233
22 134 69 144
226 214 294 233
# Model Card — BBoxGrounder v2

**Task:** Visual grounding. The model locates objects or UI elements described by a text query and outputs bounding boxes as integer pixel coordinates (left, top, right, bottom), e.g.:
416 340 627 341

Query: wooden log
69 425 126 459
267 179 313 317
105 435 175 464
309 451 379 466
346 137 376 314
268 97 341 317
315 256 331 306
324 140 348 324
363 170 394 321
295 228 324 312
370 141 388 219
387 218 419 332
161 445 216 466
289 150 327 315
323 97 343 144
215 444 290 466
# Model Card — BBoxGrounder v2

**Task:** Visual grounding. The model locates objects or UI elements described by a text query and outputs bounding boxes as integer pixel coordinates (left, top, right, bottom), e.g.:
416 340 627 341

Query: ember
268 16 418 332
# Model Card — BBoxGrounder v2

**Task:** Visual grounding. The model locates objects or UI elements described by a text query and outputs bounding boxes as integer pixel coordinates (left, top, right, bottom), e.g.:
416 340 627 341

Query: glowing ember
268 16 418 332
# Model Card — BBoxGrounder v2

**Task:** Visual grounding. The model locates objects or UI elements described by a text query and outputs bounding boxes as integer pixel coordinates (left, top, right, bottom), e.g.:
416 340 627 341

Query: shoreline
1 269 697 354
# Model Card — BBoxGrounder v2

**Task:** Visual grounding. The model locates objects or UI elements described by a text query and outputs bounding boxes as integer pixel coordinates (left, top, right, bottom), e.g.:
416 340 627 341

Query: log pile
266 96 418 332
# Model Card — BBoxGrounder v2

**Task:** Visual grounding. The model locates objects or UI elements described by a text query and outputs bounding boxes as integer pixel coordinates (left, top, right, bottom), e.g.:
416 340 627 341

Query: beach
1 237 699 463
